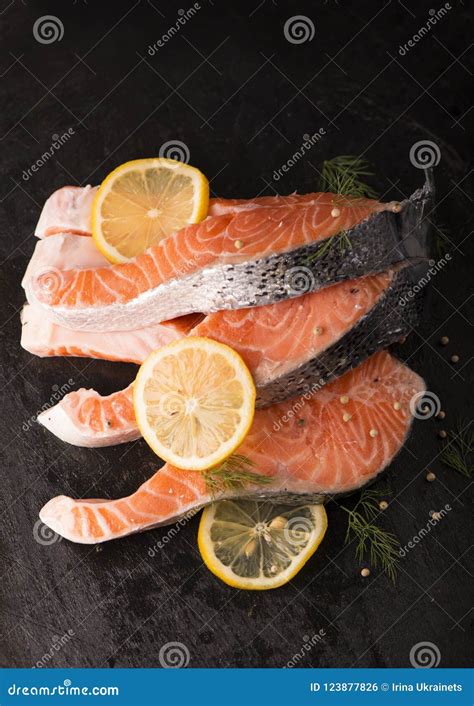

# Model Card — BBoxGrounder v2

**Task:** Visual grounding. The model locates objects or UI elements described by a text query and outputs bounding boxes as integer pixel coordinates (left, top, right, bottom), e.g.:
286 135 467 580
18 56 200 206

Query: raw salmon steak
27 184 432 332
39 352 426 543
37 264 421 447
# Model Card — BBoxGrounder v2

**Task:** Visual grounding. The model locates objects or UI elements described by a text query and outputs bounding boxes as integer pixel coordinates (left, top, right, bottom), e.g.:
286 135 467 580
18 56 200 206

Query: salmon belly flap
39 352 426 544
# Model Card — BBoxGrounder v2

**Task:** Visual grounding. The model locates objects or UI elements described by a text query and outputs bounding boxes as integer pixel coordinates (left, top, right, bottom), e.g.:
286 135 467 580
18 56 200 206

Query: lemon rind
198 504 328 590
91 158 209 264
133 337 256 471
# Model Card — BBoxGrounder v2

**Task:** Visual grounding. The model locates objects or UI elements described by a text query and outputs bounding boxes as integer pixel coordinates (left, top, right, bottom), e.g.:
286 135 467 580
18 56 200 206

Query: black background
0 0 472 669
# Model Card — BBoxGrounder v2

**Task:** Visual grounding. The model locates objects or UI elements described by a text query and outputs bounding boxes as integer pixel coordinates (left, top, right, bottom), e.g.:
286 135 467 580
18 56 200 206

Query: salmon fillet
37 266 421 447
28 190 417 331
39 352 425 543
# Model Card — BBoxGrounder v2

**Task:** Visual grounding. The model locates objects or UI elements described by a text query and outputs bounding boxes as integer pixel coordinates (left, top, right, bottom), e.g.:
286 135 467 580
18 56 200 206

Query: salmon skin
254 261 422 406
37 264 422 447
38 352 426 543
27 182 433 332
21 232 202 360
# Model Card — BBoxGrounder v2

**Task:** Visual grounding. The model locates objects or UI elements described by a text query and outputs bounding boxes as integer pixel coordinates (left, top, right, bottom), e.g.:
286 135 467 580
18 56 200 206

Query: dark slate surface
0 0 472 669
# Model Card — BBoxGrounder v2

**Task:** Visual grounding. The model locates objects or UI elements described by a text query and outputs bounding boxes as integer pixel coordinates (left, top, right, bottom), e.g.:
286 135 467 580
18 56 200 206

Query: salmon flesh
27 184 432 332
39 352 426 543
37 264 422 447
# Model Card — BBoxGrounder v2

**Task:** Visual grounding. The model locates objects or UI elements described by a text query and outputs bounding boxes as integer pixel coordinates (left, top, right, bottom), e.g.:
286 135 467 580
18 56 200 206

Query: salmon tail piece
37 384 140 447
39 466 210 544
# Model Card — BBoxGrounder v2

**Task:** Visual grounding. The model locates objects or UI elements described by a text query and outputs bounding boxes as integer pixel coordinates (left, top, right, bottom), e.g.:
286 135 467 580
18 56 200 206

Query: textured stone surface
0 0 471 669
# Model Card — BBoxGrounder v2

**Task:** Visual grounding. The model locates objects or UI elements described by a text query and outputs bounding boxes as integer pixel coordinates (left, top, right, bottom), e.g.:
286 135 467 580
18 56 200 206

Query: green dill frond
349 512 400 583
320 155 378 200
441 420 473 478
307 229 352 263
338 229 352 254
353 487 389 520
340 487 400 582
203 454 273 496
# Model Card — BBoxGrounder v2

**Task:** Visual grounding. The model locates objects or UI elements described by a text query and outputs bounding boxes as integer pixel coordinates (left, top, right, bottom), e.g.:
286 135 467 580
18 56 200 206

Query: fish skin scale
29 192 404 330
39 352 425 544
254 264 421 406
32 180 430 333
197 272 391 380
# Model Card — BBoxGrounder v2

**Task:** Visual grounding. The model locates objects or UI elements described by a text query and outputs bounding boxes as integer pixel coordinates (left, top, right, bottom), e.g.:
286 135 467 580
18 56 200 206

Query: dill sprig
441 420 473 478
307 228 352 263
338 229 352 253
203 454 273 496
340 488 400 582
320 155 378 200
308 153 378 264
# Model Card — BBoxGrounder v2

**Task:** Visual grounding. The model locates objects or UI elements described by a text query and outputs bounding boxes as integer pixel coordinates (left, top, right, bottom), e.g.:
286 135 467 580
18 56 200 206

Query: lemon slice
92 158 209 263
133 337 256 471
198 500 327 590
